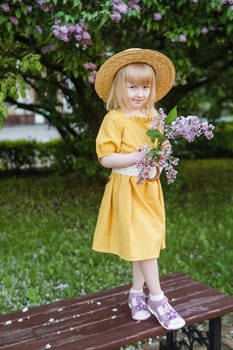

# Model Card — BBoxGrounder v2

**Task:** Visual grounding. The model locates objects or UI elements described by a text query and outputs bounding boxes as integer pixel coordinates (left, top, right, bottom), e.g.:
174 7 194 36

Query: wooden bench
0 272 232 350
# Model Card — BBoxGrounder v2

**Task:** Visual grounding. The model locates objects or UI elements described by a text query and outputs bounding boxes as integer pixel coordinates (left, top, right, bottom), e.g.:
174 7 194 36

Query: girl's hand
137 148 147 162
161 139 172 153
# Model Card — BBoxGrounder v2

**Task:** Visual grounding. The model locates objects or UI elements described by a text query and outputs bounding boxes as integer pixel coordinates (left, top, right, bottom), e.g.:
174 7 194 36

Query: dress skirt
92 173 165 261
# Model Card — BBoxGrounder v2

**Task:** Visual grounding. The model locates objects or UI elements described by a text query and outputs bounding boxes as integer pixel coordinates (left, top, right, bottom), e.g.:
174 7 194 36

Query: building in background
5 88 46 125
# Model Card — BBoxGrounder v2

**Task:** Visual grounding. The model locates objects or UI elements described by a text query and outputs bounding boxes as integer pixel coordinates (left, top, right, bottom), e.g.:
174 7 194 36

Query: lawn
0 158 232 314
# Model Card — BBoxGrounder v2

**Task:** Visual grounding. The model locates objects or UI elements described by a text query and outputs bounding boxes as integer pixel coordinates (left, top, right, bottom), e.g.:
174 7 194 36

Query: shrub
0 122 232 175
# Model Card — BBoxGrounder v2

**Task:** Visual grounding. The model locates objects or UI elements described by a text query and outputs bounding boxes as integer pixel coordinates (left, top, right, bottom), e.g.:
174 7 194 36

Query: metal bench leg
160 331 177 350
209 317 222 350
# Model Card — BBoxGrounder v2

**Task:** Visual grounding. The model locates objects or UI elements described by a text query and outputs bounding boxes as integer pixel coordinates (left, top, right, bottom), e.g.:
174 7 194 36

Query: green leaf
65 15 74 24
147 129 164 143
15 9 21 19
55 11 65 19
6 22 12 32
0 92 5 101
166 106 178 125
21 6 28 16
147 148 160 159
0 101 8 127
0 16 7 25
10 86 18 98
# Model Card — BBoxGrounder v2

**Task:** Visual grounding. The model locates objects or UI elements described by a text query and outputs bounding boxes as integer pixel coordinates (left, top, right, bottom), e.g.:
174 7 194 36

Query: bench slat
0 273 232 350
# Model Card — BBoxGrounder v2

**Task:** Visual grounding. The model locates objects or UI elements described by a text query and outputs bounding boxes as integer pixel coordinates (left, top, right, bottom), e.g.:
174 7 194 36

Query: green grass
0 159 232 314
161 159 233 294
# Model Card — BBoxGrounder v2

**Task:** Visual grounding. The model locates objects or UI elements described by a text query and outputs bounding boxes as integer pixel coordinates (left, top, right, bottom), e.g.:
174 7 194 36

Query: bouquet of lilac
136 107 215 184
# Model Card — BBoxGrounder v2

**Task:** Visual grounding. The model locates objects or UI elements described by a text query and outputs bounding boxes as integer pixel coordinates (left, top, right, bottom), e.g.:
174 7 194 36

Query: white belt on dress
111 164 160 180
112 165 140 176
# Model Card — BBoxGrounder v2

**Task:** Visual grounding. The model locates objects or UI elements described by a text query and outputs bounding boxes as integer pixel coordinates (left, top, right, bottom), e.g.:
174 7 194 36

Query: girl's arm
100 140 171 169
100 151 146 169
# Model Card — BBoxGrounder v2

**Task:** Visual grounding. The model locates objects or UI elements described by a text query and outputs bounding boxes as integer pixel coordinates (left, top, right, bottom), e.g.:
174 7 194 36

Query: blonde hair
106 63 157 116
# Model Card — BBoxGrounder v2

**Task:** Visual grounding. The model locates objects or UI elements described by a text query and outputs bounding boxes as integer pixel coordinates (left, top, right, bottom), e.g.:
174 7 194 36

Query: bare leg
129 261 151 321
139 258 162 296
132 261 145 290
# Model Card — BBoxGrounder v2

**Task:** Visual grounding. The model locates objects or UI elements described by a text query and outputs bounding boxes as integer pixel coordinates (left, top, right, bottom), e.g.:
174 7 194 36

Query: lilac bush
0 0 232 133
136 108 215 184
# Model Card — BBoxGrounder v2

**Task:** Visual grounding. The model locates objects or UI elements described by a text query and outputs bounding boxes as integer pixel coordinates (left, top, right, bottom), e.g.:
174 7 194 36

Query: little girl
92 48 185 331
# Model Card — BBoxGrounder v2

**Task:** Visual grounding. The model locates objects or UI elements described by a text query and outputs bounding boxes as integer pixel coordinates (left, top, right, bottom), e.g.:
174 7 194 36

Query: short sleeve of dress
96 110 124 160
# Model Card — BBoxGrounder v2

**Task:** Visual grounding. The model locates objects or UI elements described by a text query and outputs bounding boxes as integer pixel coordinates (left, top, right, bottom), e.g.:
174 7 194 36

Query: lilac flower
83 62 97 84
1 3 10 12
36 0 53 12
82 31 91 41
9 16 19 26
75 23 83 34
52 19 92 45
166 115 215 142
41 44 57 54
128 2 141 11
36 0 46 5
179 34 187 43
53 24 70 42
74 34 82 41
59 26 69 35
110 0 141 23
201 27 209 35
113 3 128 14
88 71 97 85
36 25 43 35
201 121 215 140
137 109 215 184
133 4 141 11
83 62 97 70
151 108 166 130
136 145 156 184
111 11 122 23
66 23 75 34
153 12 162 21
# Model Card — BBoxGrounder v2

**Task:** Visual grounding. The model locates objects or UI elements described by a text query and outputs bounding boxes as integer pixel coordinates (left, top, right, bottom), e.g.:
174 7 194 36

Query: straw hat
94 48 175 102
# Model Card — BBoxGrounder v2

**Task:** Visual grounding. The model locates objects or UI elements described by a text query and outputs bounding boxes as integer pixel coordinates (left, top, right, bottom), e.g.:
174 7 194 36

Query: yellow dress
92 109 165 261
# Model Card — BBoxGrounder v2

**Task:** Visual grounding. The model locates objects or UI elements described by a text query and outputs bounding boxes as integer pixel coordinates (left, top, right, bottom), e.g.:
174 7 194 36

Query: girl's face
106 63 156 114
125 81 151 113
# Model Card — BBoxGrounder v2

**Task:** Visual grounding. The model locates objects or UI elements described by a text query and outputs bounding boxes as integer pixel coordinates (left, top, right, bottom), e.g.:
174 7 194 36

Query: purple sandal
148 295 185 330
128 291 151 321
